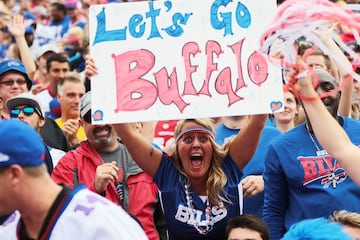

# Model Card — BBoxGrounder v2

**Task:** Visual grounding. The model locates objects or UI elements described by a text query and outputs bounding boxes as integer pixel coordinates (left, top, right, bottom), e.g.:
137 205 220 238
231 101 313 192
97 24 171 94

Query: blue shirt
153 154 243 240
264 118 360 239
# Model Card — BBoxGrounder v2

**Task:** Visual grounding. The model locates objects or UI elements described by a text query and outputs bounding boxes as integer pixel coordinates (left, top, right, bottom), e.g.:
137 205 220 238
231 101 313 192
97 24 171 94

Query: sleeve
119 144 143 177
51 151 78 188
127 172 159 240
263 144 289 239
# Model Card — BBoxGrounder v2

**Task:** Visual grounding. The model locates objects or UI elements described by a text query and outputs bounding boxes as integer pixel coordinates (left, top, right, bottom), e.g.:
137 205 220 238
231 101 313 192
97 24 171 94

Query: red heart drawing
270 101 283 112
93 110 103 121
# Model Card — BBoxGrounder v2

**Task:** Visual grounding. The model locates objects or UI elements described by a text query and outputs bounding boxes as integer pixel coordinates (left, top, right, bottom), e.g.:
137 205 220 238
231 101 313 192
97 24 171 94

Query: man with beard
263 69 360 239
51 92 161 240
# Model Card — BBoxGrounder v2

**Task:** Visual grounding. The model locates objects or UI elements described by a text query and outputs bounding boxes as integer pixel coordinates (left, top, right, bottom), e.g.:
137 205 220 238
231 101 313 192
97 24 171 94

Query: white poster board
89 0 283 124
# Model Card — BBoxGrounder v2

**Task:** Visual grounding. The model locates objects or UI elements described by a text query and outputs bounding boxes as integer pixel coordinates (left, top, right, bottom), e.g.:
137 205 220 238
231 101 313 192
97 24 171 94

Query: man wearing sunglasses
0 59 32 119
6 92 65 173
51 91 161 240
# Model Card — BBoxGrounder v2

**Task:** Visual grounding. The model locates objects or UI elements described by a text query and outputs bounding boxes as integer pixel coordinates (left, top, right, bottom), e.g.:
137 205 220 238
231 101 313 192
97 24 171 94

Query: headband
175 127 214 142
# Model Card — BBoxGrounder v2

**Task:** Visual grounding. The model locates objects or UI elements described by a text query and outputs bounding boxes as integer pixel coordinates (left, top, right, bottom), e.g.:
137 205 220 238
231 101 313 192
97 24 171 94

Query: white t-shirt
0 185 147 239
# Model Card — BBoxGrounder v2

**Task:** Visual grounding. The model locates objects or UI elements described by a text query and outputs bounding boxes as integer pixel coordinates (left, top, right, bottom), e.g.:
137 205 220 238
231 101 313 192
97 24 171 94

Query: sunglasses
0 79 27 86
10 106 40 118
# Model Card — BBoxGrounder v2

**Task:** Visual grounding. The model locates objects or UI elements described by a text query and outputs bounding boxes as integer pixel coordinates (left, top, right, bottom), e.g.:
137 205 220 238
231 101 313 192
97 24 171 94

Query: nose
59 69 69 79
11 81 22 88
284 101 290 110
191 137 201 147
17 111 25 119
59 71 66 78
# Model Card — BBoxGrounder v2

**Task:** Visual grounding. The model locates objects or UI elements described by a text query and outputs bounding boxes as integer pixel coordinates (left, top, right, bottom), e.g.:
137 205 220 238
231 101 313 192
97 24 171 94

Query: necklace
306 124 339 188
184 184 214 235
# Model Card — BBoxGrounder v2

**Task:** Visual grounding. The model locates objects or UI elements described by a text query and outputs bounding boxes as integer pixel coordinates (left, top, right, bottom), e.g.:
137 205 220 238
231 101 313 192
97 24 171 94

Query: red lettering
112 50 158 112
315 155 338 175
215 67 243 106
112 39 269 114
229 39 246 91
299 157 318 183
154 67 189 113
182 42 201 96
248 51 268 86
198 40 223 96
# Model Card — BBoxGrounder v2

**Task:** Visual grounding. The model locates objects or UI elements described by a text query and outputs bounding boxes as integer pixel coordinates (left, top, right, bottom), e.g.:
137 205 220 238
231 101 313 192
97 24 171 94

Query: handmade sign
89 0 281 123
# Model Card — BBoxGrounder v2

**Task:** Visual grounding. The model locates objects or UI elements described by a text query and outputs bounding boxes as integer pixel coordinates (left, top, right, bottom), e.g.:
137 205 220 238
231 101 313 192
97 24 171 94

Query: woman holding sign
85 57 267 239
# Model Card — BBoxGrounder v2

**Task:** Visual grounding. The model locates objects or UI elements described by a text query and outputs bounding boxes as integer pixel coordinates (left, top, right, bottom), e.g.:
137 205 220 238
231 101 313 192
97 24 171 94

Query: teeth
190 154 203 161
191 153 202 157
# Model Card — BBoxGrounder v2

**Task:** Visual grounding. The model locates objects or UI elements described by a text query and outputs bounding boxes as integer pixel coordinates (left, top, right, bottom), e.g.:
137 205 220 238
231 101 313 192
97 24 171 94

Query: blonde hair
172 118 229 206
330 210 360 228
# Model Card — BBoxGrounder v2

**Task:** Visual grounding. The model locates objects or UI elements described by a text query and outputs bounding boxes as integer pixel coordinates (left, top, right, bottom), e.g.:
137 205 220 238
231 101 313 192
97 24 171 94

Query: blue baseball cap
0 59 32 90
0 119 45 168
25 26 34 34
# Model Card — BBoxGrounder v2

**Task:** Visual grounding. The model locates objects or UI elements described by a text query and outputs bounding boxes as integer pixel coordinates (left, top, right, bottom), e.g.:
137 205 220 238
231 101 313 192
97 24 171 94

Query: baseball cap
80 91 91 120
314 68 339 87
6 92 45 118
0 59 32 90
0 119 45 168
35 44 59 59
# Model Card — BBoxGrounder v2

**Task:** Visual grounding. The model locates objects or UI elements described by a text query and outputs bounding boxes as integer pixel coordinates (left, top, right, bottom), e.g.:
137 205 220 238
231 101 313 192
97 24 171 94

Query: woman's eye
183 136 193 144
199 135 209 143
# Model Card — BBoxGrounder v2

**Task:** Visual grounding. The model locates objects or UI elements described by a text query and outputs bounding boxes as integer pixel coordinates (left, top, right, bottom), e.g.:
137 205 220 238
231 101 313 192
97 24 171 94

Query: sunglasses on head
10 106 39 118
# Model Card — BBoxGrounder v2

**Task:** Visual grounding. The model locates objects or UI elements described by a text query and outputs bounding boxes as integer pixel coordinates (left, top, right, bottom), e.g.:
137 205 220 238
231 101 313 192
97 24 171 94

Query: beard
92 125 113 146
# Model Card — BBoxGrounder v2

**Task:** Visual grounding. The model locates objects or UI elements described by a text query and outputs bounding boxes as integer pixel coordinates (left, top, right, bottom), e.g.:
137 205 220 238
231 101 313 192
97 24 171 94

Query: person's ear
39 117 46 128
8 165 24 187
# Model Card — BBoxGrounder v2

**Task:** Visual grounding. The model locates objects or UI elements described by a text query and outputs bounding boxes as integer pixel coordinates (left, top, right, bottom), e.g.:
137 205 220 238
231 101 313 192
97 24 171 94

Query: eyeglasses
10 106 39 118
0 79 27 87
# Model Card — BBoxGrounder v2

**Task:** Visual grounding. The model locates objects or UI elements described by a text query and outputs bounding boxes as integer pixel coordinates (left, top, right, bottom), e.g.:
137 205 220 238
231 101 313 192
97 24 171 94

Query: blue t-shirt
153 154 243 240
263 117 360 239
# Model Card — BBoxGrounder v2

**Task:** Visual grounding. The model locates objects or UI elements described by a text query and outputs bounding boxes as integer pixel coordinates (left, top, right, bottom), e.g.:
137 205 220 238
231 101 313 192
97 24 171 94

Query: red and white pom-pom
260 0 360 85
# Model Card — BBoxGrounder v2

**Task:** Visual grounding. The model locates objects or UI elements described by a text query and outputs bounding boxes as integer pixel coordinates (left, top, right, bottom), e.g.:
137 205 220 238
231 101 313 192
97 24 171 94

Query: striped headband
175 127 214 142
